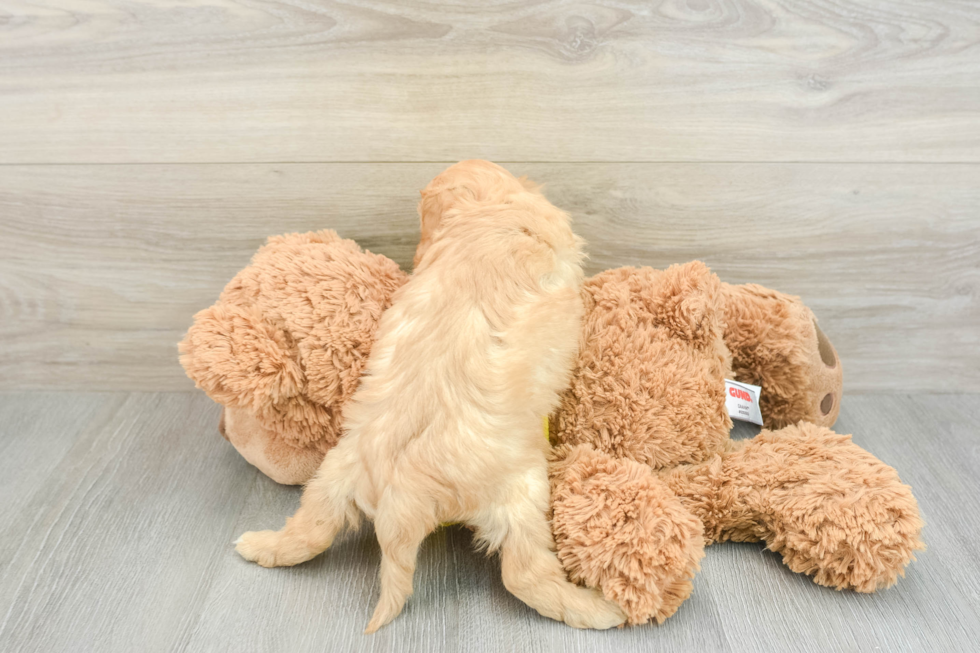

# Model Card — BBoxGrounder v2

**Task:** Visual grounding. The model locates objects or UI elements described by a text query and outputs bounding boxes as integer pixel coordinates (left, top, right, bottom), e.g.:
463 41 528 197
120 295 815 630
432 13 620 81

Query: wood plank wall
1 1 978 392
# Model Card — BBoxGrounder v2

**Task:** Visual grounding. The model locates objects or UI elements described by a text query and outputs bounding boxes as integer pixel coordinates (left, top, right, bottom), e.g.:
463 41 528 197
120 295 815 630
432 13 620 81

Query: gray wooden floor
0 393 977 652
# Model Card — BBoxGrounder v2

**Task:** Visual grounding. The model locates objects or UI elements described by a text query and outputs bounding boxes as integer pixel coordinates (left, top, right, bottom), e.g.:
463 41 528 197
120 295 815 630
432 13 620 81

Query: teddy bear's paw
649 576 696 624
235 529 313 568
560 587 627 630
773 484 924 593
737 424 924 592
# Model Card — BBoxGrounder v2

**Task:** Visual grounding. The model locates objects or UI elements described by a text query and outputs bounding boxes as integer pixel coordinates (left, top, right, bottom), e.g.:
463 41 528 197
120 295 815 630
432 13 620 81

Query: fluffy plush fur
180 160 922 629
546 261 920 624
233 161 626 632
179 230 408 484
548 442 705 624
659 424 923 592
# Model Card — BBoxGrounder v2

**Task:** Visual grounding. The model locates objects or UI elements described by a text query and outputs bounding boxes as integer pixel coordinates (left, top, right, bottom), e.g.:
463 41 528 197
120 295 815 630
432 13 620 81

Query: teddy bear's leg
720 282 843 428
660 424 924 592
549 444 705 625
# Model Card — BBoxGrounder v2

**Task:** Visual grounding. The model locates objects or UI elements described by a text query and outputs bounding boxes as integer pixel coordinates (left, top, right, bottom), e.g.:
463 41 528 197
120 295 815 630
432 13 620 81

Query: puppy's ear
518 176 543 194
414 187 457 268
414 178 483 268
418 186 451 236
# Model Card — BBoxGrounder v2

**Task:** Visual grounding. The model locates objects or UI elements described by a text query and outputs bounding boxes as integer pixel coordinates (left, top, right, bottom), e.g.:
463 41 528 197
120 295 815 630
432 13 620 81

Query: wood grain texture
1 162 977 392
0 393 258 653
1 392 977 652
0 393 124 546
1 0 979 163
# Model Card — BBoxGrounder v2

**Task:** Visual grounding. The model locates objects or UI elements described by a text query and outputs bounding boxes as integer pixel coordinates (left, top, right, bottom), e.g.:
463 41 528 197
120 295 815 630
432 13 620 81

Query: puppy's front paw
235 530 286 568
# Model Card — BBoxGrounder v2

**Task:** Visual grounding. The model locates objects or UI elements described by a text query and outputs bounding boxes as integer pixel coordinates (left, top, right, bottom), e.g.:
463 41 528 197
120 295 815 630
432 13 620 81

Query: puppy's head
414 160 541 267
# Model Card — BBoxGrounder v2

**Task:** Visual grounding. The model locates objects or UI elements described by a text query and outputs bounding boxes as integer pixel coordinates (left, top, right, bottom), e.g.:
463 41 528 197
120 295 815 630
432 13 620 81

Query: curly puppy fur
234 161 626 632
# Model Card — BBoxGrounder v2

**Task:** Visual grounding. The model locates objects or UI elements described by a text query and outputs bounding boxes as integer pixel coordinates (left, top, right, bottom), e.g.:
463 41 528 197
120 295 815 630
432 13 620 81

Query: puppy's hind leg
236 439 361 568
365 489 439 634
482 468 626 630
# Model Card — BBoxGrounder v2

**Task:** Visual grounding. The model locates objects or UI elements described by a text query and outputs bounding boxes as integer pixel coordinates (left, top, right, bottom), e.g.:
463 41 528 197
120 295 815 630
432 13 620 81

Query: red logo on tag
729 387 752 402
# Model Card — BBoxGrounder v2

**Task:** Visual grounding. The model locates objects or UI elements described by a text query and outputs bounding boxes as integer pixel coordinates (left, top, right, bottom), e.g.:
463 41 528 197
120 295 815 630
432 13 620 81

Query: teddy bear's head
720 282 843 429
179 230 408 484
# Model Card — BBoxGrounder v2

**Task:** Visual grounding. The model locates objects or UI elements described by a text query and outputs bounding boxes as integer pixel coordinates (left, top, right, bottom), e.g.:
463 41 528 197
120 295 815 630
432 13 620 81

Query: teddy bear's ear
180 299 338 450
653 261 723 347
179 302 305 416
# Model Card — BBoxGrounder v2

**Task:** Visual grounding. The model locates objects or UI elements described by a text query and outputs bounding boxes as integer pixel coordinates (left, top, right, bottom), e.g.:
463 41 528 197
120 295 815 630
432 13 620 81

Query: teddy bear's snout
812 321 841 420
820 393 835 415
814 321 837 369
218 408 229 441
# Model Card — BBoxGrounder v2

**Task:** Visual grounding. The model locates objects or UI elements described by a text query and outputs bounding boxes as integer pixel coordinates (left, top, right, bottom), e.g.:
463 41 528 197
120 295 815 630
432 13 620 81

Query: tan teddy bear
179 169 922 626
546 261 921 624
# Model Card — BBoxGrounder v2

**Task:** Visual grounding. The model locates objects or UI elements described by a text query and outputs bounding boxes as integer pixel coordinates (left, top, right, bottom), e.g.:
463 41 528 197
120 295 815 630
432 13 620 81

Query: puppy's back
343 198 585 463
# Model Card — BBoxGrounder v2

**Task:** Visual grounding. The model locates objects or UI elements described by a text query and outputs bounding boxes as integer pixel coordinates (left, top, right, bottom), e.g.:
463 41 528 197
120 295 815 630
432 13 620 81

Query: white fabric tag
725 379 764 426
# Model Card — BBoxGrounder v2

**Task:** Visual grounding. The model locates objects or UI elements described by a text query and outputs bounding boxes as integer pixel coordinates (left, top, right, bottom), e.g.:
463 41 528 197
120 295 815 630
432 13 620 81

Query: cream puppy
235 161 626 632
